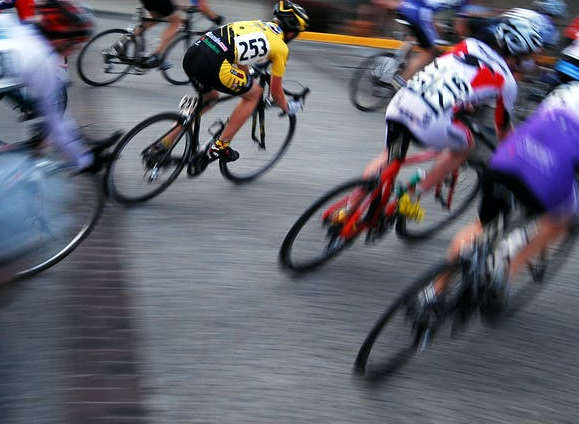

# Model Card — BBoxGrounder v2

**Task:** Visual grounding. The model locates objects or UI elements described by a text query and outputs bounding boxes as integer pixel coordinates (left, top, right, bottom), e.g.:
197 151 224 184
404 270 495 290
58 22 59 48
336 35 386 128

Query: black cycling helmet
273 0 309 33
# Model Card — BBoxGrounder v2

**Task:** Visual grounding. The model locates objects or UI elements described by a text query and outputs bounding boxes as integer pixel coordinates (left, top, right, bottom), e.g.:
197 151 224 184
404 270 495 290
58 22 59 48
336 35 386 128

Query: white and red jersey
385 38 517 150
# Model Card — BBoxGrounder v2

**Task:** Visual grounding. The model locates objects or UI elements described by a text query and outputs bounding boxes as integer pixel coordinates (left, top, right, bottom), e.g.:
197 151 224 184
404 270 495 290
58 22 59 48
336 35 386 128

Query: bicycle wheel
396 161 482 240
105 112 192 204
5 160 104 282
161 34 194 85
353 261 462 378
77 29 136 87
279 178 375 272
219 108 296 183
349 53 397 112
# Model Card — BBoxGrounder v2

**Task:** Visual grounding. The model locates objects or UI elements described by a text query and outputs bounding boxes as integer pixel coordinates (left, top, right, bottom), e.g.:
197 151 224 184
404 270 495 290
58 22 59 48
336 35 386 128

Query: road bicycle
353 201 577 378
348 19 453 112
104 66 310 204
77 6 215 87
279 119 496 273
0 130 106 284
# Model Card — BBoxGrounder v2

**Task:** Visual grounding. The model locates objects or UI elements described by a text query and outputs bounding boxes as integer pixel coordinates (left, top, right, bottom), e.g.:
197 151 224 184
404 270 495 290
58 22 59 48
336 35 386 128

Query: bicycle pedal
159 62 171 71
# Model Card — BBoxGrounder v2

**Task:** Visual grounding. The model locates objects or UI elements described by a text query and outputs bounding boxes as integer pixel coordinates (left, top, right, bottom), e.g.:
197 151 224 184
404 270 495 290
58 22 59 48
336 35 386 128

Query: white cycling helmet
532 0 567 17
494 17 544 57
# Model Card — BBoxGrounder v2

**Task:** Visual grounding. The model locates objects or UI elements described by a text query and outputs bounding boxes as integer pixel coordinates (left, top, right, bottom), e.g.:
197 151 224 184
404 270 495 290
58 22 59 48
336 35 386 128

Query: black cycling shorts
478 169 546 226
183 44 254 96
140 0 174 17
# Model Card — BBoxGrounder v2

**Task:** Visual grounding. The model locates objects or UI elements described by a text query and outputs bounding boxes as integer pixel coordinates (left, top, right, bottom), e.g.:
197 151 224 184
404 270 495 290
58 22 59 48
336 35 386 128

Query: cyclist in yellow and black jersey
144 1 309 173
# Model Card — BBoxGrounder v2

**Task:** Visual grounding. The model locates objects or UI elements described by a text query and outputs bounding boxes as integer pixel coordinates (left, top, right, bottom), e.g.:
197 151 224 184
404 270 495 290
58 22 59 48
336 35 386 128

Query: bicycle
104 66 310 204
353 203 577 378
77 6 216 87
348 19 453 112
0 129 106 284
279 119 496 273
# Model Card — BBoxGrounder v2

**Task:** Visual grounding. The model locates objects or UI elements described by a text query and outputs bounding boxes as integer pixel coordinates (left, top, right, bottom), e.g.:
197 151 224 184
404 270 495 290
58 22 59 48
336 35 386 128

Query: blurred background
1 1 578 424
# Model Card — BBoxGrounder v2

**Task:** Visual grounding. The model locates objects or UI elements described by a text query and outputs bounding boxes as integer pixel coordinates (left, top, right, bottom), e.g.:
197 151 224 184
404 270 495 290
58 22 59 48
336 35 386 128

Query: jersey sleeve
268 38 289 77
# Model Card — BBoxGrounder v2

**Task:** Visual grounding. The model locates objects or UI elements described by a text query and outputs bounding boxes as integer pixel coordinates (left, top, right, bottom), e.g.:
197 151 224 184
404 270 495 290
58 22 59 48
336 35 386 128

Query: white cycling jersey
0 14 92 169
385 38 517 150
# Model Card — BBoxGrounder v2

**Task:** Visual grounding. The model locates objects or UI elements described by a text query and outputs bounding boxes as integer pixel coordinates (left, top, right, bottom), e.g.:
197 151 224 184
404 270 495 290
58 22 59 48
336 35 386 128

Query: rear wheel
349 53 398 112
105 112 192 204
279 178 375 272
507 226 577 315
77 29 136 87
4 157 104 282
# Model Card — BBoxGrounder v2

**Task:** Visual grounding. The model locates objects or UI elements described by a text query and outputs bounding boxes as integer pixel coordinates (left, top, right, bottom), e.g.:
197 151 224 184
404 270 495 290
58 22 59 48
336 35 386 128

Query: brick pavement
62 207 148 424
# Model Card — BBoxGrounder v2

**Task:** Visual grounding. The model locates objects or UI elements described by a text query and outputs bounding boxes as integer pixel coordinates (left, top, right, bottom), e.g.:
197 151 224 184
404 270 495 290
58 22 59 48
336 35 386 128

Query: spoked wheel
507 227 577 315
7 161 104 282
349 53 398 112
353 261 463 378
77 29 136 87
161 34 194 85
396 161 482 240
105 112 192 204
219 107 296 183
279 178 376 272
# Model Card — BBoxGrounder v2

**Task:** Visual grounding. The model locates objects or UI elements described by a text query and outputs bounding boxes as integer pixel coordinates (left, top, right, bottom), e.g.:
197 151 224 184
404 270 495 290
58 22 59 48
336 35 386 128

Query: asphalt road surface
0 15 578 424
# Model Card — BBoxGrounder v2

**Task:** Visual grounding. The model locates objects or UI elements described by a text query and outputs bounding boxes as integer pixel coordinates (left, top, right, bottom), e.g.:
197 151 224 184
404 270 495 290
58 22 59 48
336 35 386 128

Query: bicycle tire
353 260 462 377
279 178 375 272
219 111 296 184
77 29 135 87
161 34 194 85
10 169 104 282
395 161 482 240
105 112 192 204
349 53 397 112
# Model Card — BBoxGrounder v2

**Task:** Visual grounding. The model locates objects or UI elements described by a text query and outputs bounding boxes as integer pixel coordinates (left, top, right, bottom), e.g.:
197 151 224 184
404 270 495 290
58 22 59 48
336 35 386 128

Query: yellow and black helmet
273 0 309 33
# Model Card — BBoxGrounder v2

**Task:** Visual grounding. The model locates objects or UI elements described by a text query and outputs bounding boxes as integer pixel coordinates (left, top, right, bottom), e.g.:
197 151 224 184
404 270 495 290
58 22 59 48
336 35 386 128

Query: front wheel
396 161 482 240
77 29 136 87
349 53 398 112
279 178 375 273
105 112 192 204
161 34 194 85
219 108 296 184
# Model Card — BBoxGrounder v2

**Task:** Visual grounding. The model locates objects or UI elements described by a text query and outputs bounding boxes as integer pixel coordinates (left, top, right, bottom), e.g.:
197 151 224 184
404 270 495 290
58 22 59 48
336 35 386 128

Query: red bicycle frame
321 149 441 240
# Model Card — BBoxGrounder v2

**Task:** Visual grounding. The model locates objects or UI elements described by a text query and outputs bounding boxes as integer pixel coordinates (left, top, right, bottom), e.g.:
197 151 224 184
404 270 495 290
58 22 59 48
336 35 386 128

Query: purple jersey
490 106 579 213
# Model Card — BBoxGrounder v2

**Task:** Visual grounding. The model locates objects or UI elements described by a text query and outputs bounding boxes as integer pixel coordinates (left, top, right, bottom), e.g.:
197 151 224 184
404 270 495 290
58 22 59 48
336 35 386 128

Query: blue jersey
402 0 469 13
490 83 579 213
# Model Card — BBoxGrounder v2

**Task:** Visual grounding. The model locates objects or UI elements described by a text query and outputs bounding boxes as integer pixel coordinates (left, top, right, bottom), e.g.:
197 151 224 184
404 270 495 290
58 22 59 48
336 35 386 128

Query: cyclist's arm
270 75 288 111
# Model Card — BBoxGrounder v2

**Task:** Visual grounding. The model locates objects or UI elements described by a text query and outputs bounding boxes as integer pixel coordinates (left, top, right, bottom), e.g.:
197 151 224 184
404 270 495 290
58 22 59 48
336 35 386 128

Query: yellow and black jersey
195 20 289 77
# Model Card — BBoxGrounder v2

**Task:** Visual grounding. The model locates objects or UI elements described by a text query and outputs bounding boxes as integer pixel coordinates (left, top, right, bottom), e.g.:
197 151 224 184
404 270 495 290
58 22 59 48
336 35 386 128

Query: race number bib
235 32 270 65
407 60 473 114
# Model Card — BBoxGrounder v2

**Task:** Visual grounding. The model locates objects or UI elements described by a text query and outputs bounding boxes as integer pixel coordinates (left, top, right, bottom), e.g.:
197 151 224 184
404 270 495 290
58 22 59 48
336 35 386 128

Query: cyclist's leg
213 62 262 144
140 0 180 64
396 6 438 81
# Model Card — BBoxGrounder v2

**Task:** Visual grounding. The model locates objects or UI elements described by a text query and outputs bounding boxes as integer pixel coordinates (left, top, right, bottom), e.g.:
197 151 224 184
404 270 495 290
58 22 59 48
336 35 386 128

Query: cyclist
372 0 471 88
114 0 223 69
142 0 309 173
356 16 543 205
1 0 115 172
416 80 579 325
0 0 34 20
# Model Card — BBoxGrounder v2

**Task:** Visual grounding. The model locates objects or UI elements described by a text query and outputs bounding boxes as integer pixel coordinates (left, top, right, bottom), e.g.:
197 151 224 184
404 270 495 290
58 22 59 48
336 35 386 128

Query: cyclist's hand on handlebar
286 99 304 116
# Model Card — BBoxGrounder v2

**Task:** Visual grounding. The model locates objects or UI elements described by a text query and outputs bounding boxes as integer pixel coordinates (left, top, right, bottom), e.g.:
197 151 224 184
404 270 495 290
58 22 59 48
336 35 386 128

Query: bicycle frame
320 146 442 241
